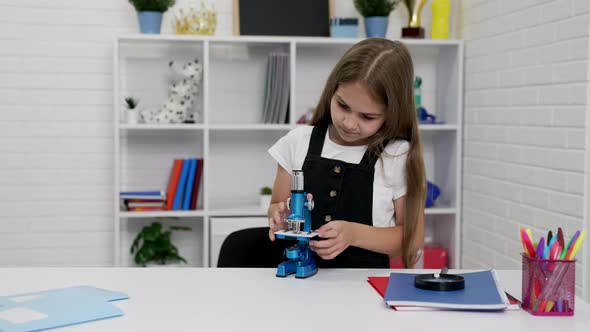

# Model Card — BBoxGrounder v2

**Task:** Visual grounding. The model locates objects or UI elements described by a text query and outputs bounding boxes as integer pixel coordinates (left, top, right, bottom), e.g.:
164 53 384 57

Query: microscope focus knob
306 198 314 211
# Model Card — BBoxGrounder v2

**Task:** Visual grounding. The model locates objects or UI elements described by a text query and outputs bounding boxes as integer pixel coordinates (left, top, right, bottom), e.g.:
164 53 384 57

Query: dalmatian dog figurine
141 59 203 124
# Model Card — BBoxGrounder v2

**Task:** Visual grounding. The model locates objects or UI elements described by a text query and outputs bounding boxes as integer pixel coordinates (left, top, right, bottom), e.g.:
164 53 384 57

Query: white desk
1 268 589 332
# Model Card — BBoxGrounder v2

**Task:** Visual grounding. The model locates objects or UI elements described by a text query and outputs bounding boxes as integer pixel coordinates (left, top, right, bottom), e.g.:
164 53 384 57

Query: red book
128 206 166 212
127 201 166 208
166 159 184 210
125 199 165 203
190 159 203 210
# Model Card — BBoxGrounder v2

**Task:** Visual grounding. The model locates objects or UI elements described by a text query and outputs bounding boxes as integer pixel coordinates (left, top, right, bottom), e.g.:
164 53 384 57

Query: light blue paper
0 286 128 332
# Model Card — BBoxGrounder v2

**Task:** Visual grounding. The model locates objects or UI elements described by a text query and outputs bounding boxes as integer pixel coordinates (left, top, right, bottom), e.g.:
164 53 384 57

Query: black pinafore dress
301 124 389 268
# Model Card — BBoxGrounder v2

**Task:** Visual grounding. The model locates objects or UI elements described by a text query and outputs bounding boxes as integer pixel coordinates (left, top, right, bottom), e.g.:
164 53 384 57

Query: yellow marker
545 300 554 312
526 229 534 246
520 227 530 256
566 230 586 260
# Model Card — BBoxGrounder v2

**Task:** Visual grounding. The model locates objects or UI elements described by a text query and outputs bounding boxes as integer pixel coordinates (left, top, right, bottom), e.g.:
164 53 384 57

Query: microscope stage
274 230 318 239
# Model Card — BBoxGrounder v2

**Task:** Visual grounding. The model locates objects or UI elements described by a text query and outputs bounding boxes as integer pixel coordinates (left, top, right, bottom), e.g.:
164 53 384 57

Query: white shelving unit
113 35 463 268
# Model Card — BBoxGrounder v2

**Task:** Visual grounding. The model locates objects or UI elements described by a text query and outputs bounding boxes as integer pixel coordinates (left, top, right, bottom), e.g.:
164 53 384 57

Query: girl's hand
267 201 289 241
309 221 355 260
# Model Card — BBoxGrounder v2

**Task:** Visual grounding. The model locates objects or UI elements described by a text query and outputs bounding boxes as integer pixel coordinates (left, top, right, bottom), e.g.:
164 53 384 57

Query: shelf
425 207 457 215
205 206 455 217
419 124 457 131
117 35 462 47
117 207 455 218
119 210 206 218
119 123 456 131
115 35 463 268
120 124 205 130
209 124 293 131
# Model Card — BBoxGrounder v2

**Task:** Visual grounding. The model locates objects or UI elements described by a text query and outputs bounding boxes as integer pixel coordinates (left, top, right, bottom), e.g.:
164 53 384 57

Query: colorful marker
520 228 536 257
545 300 555 312
557 227 565 250
562 230 580 259
566 230 586 260
535 237 545 259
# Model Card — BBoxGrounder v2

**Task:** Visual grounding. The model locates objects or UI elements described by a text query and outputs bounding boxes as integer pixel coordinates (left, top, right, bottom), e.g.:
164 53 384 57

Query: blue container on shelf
330 17 358 38
137 11 163 34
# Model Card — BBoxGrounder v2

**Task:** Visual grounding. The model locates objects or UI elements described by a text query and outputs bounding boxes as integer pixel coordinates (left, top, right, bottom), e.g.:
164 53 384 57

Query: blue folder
384 270 508 310
0 286 128 332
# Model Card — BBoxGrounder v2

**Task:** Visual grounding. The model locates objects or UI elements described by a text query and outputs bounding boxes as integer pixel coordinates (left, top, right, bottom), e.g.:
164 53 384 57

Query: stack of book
120 191 166 212
120 158 204 212
261 52 290 124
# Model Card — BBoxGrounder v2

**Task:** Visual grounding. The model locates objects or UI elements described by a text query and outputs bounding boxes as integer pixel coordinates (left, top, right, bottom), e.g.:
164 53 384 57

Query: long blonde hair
310 38 426 268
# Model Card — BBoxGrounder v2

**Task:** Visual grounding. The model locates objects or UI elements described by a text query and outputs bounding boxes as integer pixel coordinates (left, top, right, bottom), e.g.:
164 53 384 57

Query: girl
267 38 426 269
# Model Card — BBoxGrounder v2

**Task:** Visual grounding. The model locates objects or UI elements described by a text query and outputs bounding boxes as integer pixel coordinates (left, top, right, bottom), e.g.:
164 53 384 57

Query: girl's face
329 81 386 146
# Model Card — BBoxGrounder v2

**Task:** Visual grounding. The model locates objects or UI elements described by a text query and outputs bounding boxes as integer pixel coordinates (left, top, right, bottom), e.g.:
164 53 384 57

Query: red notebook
367 276 520 311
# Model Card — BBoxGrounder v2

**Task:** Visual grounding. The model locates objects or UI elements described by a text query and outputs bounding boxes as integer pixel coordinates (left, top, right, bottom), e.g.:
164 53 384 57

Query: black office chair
217 227 294 268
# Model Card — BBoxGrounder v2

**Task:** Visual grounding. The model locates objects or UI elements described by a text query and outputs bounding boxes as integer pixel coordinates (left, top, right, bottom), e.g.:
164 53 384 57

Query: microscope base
276 260 317 279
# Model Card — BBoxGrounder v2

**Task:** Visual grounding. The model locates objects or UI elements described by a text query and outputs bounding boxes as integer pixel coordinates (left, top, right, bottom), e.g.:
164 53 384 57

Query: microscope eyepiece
291 170 304 192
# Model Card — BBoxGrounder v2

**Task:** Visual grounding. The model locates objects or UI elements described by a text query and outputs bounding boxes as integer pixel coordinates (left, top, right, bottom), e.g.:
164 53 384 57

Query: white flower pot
259 195 272 210
127 109 139 124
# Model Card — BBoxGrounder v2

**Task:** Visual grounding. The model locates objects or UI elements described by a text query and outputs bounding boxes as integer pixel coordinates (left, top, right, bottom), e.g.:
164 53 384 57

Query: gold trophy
402 0 427 38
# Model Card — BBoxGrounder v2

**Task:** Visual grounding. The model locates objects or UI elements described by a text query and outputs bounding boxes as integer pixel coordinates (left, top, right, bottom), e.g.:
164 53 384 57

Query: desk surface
0 268 589 332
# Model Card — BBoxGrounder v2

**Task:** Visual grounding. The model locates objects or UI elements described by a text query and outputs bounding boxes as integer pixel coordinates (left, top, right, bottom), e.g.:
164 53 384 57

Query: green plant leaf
128 0 175 12
170 226 191 231
130 232 142 254
142 223 162 242
130 221 190 266
124 97 138 109
354 0 401 17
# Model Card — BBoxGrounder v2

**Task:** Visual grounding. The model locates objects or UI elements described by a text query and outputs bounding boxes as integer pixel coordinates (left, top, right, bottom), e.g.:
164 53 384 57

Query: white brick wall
0 1 440 267
0 0 135 266
460 0 589 296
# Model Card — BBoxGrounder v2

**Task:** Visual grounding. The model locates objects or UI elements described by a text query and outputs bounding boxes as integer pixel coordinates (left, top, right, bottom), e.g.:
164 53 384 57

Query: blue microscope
275 170 318 278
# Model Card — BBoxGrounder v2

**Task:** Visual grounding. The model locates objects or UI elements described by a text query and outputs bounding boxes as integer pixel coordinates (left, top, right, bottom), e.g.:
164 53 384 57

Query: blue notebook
0 286 128 332
384 270 509 310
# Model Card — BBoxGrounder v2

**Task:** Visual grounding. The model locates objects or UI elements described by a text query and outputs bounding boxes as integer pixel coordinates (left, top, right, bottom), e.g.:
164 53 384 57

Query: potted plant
354 0 401 38
260 186 272 210
128 0 176 34
124 97 139 124
130 222 191 267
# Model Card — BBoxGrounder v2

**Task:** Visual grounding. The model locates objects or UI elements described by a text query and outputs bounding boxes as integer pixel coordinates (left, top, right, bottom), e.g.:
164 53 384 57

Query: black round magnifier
414 267 465 291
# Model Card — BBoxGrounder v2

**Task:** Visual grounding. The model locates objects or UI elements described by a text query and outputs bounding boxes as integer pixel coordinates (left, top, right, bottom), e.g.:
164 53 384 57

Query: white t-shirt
268 125 409 227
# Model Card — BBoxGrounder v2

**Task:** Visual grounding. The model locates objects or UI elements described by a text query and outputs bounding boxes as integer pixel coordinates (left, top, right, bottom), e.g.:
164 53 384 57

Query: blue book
182 159 197 210
0 286 128 332
119 191 165 200
384 270 509 310
119 191 164 196
172 159 190 210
